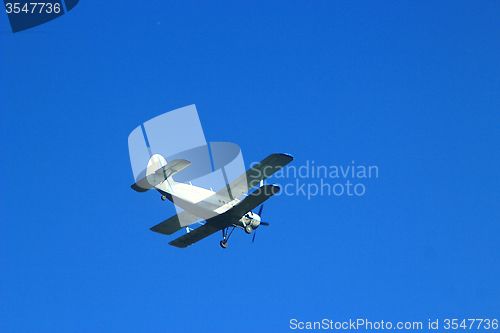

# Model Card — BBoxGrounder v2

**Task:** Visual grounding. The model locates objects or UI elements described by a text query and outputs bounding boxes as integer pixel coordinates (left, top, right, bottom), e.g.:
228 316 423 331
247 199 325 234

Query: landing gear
161 195 167 201
245 225 253 234
220 227 236 249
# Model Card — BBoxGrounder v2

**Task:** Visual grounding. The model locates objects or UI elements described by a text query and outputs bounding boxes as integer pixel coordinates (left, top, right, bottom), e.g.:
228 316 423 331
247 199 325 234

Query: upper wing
222 184 281 221
168 184 281 248
216 153 293 200
150 210 201 235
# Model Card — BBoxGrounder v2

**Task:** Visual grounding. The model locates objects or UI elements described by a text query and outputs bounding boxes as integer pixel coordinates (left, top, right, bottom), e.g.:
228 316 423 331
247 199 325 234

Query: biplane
131 153 294 248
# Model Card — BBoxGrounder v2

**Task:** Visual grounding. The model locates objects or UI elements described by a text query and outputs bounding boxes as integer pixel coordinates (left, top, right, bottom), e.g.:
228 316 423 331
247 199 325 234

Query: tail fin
131 154 190 192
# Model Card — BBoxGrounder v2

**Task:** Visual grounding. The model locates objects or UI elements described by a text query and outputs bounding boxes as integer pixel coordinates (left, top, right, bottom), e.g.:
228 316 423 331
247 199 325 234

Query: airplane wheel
220 241 228 249
161 195 167 201
245 225 253 234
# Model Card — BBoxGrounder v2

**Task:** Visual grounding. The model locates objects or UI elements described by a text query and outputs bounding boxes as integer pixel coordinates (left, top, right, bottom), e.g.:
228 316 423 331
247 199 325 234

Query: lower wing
168 184 281 248
150 210 201 235
168 223 221 248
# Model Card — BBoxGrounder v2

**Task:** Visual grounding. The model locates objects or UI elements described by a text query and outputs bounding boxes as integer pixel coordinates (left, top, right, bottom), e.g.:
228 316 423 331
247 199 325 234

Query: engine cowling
240 211 261 230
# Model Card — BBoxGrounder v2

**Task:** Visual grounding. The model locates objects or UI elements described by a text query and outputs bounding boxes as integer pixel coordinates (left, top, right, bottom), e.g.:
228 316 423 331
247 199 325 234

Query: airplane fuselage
156 182 261 231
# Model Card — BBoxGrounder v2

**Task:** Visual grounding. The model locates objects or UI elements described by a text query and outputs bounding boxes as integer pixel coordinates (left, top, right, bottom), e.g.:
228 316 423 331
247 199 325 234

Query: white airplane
131 153 294 248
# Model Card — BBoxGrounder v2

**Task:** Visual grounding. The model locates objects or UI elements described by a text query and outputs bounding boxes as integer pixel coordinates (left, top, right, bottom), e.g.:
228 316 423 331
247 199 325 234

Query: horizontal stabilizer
131 158 190 192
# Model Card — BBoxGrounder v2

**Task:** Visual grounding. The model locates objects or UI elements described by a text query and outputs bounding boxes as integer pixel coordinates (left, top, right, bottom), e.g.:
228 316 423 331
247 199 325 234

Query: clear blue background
1 1 499 332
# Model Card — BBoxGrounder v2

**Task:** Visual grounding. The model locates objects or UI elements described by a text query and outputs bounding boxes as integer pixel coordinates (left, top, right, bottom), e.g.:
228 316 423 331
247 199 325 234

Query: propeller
252 205 269 243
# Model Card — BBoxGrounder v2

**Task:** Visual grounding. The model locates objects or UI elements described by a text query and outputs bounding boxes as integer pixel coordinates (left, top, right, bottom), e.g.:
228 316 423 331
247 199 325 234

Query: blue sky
1 1 499 332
